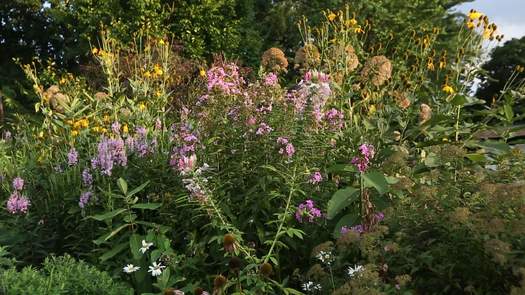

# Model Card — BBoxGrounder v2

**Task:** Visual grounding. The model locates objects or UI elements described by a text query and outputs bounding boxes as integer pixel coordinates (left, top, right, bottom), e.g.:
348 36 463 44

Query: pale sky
456 0 525 42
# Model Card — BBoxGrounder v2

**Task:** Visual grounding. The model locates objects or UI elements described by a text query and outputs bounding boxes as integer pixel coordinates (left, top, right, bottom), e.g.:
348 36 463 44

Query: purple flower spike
12 177 24 191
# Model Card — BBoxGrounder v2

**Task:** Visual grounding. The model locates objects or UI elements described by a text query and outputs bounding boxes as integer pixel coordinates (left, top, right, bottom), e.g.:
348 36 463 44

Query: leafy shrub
0 255 132 295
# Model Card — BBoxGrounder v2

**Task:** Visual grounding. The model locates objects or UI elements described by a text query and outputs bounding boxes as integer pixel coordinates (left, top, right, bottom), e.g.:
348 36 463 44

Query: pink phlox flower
295 199 322 223
263 72 278 86
6 191 30 214
256 123 273 135
308 171 323 184
324 108 344 130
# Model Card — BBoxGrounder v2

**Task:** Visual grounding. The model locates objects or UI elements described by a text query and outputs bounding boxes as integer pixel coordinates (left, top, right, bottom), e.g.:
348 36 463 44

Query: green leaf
104 224 129 242
504 104 514 122
327 187 359 219
130 234 142 260
100 242 128 262
333 213 359 237
131 203 162 210
118 178 128 195
475 141 511 155
363 170 389 195
283 288 304 295
450 94 467 106
465 153 486 162
89 208 127 221
128 181 150 197
327 164 357 173
269 256 279 266
150 249 162 262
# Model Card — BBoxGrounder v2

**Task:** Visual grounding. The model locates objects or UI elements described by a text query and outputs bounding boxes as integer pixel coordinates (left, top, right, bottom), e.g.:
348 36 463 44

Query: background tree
0 0 474 126
476 36 525 101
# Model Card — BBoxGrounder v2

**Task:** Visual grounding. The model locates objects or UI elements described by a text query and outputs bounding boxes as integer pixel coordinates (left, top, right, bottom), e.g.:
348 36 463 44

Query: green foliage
0 255 132 294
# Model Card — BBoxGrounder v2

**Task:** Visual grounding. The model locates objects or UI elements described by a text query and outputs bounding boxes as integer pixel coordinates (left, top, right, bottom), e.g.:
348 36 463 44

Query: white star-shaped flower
148 261 166 277
347 264 364 278
123 264 140 273
139 240 154 254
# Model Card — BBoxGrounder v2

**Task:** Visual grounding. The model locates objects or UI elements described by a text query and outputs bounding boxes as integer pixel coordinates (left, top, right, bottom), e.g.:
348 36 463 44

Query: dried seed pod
294 43 321 70
261 48 288 73
361 55 392 86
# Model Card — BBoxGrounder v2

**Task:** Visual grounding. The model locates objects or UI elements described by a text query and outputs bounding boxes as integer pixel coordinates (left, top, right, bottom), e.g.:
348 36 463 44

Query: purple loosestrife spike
92 137 127 176
79 191 92 208
68 147 78 166
12 177 24 191
6 191 30 214
82 168 93 187
136 126 147 138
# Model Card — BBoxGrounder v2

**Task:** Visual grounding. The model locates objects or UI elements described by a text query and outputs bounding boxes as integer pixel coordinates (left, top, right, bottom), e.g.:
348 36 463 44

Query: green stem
264 170 296 264
329 265 335 291
455 105 462 142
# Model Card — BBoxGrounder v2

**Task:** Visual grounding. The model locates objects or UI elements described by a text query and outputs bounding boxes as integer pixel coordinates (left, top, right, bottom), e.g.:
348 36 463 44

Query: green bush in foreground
0 254 132 295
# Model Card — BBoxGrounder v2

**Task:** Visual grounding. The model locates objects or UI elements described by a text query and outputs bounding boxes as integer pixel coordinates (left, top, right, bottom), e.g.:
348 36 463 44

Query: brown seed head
294 43 321 70
261 48 288 73
260 262 273 276
223 233 236 253
361 55 392 86
213 274 227 289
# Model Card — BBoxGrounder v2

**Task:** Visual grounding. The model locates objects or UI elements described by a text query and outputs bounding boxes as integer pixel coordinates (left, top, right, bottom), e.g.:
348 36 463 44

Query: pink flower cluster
303 70 330 83
340 212 385 235
256 123 273 136
308 171 323 184
7 192 30 214
169 124 199 174
263 72 278 86
12 177 24 191
295 199 322 223
276 137 295 158
286 89 308 115
324 108 344 130
207 63 245 95
351 143 375 173
6 177 30 214
286 71 331 120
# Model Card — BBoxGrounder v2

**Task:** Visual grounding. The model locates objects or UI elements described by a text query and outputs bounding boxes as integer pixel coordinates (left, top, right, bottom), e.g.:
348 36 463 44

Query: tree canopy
477 36 525 101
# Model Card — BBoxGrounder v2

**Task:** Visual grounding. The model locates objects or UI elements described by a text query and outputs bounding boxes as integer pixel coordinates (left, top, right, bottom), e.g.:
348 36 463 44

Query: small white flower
148 261 166 277
139 240 154 254
347 264 364 278
302 281 322 292
123 264 140 273
316 250 333 265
